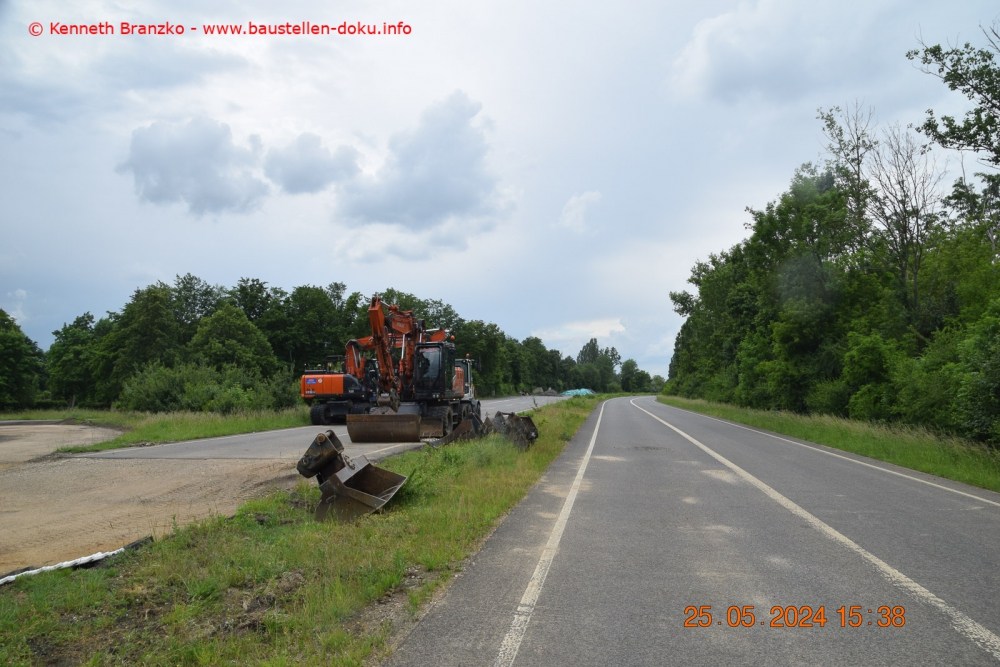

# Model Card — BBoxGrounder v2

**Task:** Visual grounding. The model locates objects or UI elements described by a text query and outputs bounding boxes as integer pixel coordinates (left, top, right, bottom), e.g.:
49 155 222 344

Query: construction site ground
0 395 565 575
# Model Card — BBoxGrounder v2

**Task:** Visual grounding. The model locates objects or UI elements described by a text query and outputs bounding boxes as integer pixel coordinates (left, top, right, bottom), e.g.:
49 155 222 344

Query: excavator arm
365 295 431 409
367 296 402 411
344 336 375 378
346 296 424 442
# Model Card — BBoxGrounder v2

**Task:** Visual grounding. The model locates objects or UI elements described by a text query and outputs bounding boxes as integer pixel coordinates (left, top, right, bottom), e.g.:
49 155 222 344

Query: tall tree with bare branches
866 124 946 311
821 109 946 310
819 103 878 252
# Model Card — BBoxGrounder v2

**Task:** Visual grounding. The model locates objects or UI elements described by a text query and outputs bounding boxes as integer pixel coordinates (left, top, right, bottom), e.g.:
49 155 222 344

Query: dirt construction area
0 423 296 574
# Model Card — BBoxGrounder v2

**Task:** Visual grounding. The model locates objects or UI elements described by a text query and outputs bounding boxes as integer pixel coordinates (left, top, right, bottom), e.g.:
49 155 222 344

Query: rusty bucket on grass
296 430 407 522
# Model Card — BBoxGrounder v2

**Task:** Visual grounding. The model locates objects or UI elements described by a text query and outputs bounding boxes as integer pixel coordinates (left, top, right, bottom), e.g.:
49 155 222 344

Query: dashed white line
631 399 1000 662
493 401 606 667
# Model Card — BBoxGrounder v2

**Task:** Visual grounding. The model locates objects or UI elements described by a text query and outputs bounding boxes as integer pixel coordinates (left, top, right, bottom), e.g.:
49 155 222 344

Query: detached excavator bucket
347 413 422 443
493 411 539 449
430 415 481 448
316 455 407 522
296 430 407 522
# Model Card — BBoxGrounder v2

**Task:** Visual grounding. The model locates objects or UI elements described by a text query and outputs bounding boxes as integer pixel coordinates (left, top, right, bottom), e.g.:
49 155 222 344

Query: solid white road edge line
493 401 607 667
365 443 422 456
631 398 1000 662
651 397 1000 508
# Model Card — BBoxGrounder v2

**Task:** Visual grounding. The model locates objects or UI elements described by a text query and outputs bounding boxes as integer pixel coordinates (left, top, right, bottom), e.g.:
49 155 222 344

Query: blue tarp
560 388 596 396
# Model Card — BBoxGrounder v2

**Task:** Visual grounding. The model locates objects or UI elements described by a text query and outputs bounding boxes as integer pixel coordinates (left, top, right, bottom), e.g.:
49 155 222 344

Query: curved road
77 395 566 462
0 395 567 572
388 396 1000 666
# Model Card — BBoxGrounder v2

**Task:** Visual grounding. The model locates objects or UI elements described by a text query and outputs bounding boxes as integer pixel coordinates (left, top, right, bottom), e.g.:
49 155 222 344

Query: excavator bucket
316 455 407 522
347 413 422 443
296 430 407 522
430 415 482 448
492 411 539 449
429 411 543 450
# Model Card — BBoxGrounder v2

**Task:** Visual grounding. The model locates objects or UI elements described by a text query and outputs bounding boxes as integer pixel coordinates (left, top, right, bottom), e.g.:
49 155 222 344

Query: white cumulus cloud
117 117 269 215
337 90 511 231
264 133 360 194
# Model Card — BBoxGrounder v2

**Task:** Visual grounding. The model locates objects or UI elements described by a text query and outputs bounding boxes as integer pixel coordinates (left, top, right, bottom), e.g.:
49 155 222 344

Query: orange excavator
346 296 481 442
301 337 380 425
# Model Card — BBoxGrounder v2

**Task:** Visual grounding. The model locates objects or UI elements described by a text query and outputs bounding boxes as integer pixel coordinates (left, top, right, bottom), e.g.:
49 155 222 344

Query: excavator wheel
420 406 453 439
444 407 454 434
310 403 326 426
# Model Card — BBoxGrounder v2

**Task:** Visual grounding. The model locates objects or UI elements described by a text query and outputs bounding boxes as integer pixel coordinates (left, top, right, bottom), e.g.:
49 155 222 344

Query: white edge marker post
631 398 1000 662
493 401 606 667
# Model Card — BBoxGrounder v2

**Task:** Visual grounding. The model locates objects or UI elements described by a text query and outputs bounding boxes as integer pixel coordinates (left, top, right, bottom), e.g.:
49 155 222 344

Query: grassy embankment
658 395 1000 494
0 408 312 453
0 394 603 666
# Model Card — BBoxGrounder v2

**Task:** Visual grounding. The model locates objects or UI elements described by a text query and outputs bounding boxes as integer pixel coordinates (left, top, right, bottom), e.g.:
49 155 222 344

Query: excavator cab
413 342 456 398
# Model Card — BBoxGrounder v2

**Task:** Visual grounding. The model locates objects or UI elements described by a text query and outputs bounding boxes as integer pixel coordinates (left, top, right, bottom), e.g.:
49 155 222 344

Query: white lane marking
493 402 607 667
649 398 1000 509
362 442 423 456
631 399 1000 662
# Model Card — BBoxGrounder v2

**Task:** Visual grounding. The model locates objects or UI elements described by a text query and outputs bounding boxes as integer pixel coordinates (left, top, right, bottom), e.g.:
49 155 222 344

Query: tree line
0 279 660 411
666 25 1000 443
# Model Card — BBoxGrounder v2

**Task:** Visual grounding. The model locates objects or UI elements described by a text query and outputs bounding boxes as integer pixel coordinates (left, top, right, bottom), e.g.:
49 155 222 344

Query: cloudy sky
1 0 996 376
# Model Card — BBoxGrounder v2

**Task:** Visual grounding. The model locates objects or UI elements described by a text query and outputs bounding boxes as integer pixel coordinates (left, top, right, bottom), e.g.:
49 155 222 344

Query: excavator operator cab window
325 356 345 374
415 346 442 391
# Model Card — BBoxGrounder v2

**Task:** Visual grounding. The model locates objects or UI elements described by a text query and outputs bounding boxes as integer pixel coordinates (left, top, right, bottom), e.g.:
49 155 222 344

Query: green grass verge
0 394 605 666
658 395 1000 494
0 408 147 429
0 408 312 454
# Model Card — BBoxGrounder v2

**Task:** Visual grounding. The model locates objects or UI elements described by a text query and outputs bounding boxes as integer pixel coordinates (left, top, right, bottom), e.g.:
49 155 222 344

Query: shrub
805 380 850 416
116 363 298 413
956 304 1000 441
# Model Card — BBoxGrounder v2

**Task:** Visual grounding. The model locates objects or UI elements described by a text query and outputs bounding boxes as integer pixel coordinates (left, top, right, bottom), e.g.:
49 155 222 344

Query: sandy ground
0 424 121 471
0 424 296 573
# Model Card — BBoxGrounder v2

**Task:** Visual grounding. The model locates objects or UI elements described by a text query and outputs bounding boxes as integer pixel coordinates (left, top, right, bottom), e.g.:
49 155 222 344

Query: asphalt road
77 395 566 461
387 396 1000 666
